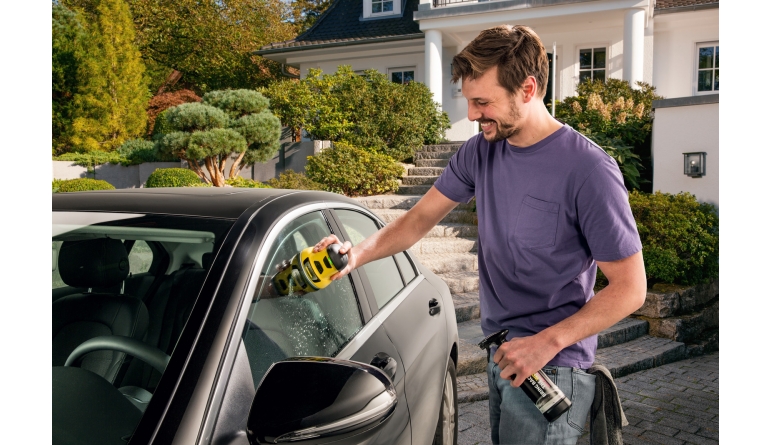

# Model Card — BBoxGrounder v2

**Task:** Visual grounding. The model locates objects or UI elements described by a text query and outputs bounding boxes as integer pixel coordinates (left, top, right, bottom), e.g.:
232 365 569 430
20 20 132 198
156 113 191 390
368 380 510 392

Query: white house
257 0 719 206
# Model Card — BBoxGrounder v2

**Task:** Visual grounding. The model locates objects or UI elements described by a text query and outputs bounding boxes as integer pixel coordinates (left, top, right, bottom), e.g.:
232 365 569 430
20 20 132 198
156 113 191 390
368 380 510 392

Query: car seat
52 238 149 384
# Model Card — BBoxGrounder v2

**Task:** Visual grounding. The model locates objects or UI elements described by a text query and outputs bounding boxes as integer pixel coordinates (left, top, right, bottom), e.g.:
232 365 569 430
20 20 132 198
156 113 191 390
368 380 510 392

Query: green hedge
306 142 403 197
54 178 115 193
145 168 209 188
225 176 272 188
266 170 325 191
629 191 718 286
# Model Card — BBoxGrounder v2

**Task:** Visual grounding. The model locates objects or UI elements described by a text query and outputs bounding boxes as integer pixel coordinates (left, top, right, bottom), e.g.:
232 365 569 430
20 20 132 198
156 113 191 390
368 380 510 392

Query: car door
330 207 448 445
207 207 410 445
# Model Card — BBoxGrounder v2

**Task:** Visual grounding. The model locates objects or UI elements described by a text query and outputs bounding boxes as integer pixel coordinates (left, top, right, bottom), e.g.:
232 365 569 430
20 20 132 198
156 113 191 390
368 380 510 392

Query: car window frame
327 206 420 318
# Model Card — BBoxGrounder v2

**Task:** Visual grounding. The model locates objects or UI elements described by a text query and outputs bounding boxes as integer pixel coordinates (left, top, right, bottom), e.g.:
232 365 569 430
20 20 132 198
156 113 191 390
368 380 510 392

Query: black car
52 188 459 445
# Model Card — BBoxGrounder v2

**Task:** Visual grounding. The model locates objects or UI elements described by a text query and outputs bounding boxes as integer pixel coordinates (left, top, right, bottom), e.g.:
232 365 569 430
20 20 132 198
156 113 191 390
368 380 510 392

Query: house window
696 42 719 93
389 67 415 84
578 47 606 84
372 0 393 13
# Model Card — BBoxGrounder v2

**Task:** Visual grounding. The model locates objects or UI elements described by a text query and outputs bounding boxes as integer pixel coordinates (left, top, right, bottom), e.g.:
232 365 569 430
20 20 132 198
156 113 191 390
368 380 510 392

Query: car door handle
428 298 441 316
371 352 398 381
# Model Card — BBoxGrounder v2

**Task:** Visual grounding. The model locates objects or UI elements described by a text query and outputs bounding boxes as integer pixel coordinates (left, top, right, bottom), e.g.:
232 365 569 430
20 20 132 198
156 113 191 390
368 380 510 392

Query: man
314 24 646 444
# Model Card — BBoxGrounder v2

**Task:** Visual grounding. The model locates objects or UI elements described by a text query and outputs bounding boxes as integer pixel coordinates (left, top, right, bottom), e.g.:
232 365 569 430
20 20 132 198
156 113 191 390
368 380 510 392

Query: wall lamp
683 152 706 177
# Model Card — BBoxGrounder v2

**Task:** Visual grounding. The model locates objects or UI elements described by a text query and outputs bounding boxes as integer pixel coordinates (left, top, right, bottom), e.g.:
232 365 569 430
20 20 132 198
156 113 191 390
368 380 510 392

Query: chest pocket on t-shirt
514 195 560 249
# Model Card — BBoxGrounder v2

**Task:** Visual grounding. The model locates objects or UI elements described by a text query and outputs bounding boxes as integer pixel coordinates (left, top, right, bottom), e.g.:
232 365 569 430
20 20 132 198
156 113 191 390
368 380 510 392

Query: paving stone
640 430 685 445
637 420 679 437
672 431 718 445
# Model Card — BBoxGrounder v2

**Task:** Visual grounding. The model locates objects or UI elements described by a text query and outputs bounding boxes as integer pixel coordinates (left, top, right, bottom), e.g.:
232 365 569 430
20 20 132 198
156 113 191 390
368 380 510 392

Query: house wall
652 9 719 99
652 99 718 208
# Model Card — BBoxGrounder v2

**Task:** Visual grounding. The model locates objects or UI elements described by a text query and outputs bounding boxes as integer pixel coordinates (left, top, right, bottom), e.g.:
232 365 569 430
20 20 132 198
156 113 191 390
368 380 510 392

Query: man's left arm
495 251 646 386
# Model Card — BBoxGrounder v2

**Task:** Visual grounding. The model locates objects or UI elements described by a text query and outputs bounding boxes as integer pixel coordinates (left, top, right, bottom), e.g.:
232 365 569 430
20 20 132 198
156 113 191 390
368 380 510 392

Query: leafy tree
146 89 201 136
290 0 332 34
53 4 91 154
118 0 296 92
155 89 281 186
63 0 149 152
262 66 449 162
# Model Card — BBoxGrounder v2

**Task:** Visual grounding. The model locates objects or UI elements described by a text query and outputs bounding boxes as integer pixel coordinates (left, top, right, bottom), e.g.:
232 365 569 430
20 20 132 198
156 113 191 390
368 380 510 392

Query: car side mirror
247 357 397 445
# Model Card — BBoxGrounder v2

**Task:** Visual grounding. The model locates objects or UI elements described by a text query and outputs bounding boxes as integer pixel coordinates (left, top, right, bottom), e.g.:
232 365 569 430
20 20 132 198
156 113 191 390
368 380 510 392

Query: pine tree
69 0 149 151
53 4 90 154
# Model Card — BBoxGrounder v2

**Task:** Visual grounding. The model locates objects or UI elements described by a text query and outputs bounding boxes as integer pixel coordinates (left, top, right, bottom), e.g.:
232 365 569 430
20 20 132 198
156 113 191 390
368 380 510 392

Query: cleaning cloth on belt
588 364 628 445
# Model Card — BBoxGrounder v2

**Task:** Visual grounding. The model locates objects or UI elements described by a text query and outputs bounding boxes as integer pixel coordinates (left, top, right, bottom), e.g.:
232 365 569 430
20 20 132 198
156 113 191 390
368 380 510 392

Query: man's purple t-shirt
433 125 642 368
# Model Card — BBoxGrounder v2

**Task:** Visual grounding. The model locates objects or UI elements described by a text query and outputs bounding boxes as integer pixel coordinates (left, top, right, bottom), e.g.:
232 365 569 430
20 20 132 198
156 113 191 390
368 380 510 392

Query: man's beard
479 101 522 143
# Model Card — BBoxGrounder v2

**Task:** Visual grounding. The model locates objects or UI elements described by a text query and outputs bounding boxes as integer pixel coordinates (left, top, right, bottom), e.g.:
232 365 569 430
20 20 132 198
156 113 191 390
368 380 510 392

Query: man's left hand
493 334 559 388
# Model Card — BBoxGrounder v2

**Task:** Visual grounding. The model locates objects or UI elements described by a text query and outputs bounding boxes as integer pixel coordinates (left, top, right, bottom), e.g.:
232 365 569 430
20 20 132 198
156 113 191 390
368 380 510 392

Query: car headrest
202 252 213 270
59 239 130 288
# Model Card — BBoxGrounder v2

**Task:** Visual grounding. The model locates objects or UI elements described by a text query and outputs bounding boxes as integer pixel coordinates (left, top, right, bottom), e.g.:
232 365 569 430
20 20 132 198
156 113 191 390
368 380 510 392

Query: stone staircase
356 142 688 404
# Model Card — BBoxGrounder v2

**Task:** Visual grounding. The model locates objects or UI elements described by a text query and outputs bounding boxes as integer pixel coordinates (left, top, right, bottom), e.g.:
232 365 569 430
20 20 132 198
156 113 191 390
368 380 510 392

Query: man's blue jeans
487 356 596 444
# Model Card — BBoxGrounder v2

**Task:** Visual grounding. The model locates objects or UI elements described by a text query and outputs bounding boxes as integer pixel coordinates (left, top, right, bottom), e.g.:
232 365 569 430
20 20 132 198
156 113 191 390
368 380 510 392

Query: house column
623 8 645 87
425 30 443 108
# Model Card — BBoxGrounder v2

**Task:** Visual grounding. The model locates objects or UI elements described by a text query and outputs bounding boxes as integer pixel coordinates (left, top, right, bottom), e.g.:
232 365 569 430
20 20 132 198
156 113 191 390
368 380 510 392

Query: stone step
401 175 438 186
375 209 476 225
419 143 463 153
355 195 475 211
422 223 479 239
412 238 477 255
396 184 433 195
452 291 480 323
598 317 649 348
415 158 450 168
415 252 478 274
414 150 456 161
407 167 445 176
455 318 660 378
438 270 479 294
594 335 687 379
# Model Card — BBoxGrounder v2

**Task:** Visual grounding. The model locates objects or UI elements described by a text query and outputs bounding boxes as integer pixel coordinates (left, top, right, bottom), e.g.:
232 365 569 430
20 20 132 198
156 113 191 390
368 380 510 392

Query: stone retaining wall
632 280 718 356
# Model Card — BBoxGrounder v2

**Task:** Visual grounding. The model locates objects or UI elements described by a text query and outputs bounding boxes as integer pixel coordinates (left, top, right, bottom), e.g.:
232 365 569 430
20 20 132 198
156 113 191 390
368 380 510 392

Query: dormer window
372 0 393 13
363 0 401 19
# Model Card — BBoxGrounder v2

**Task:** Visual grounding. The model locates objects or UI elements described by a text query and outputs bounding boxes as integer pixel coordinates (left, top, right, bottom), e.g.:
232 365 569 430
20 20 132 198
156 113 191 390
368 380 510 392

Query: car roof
52 187 364 219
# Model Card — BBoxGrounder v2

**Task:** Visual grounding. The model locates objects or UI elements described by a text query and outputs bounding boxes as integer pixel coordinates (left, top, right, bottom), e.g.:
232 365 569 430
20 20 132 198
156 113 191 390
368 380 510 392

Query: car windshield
52 211 235 445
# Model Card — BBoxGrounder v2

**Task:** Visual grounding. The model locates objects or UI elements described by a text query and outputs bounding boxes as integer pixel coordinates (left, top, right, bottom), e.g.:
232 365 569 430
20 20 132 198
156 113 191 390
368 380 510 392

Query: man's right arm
313 186 460 280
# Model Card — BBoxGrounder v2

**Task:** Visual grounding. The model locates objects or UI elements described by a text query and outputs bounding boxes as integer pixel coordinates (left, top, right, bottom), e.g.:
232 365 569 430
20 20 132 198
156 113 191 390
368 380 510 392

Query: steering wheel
65 335 170 374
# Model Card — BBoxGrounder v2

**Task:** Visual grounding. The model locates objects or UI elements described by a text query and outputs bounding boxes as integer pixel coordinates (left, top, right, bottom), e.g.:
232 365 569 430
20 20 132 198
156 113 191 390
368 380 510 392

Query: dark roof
52 188 361 220
655 0 718 10
258 0 422 54
257 0 717 55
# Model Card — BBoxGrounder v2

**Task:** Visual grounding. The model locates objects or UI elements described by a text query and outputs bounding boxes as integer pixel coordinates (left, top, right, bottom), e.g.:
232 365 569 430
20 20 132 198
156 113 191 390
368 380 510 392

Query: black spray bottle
479 329 572 422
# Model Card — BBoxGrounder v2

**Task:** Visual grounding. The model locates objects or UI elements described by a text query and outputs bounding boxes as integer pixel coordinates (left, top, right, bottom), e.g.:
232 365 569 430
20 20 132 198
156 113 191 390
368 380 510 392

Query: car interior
53 213 234 444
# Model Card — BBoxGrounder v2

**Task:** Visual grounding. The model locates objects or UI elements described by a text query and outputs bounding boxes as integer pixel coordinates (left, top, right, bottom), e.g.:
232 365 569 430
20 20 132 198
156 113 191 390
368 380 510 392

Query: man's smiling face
462 66 523 143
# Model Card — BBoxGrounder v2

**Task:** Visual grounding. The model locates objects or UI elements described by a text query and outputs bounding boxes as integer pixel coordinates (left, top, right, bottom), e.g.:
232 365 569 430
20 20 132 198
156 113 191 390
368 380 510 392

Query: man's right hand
313 235 356 281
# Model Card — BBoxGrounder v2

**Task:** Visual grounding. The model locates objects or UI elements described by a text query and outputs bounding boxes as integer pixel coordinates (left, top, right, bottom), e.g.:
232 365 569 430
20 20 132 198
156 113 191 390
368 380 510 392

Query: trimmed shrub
629 191 718 286
267 170 325 191
306 142 403 197
146 89 201 136
52 179 66 193
262 66 449 162
54 151 123 171
56 178 115 192
225 176 272 188
145 168 209 188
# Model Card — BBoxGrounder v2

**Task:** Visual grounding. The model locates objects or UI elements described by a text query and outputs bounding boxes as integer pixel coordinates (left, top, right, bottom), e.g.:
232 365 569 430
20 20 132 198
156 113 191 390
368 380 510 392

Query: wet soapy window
242 211 363 387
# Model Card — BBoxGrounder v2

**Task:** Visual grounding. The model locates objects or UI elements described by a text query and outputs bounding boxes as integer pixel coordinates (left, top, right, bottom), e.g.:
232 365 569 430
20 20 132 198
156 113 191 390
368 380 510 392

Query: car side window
128 240 153 274
334 209 407 309
242 211 363 387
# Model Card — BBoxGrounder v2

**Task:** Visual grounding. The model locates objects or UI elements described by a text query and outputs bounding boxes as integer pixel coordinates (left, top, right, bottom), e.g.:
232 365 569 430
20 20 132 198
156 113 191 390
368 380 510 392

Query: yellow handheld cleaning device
272 244 349 296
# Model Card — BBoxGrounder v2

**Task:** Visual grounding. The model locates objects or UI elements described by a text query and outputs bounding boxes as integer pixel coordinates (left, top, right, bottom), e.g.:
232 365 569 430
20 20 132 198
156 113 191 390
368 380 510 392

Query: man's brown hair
451 25 549 98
